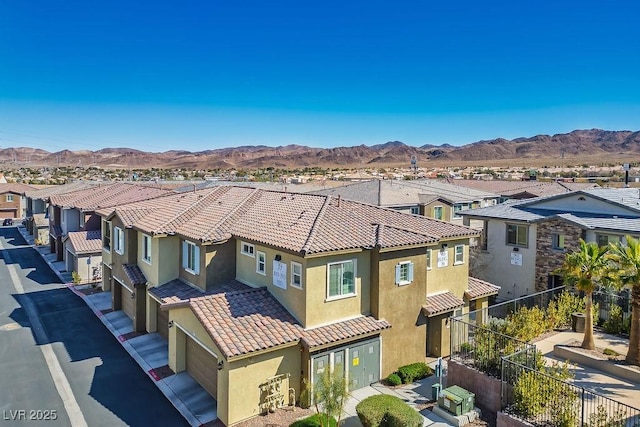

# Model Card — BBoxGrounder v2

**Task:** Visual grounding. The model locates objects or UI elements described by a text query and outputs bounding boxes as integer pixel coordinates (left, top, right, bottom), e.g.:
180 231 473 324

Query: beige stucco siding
137 234 181 286
204 241 236 289
425 240 470 298
304 251 371 328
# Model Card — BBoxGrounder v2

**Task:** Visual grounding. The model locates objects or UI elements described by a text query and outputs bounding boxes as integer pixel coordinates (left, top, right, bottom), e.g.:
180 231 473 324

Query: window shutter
182 241 187 269
193 246 200 274
395 264 401 284
408 263 414 282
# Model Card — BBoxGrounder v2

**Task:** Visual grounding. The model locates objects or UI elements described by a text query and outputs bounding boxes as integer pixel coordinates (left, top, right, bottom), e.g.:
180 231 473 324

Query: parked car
2 218 13 226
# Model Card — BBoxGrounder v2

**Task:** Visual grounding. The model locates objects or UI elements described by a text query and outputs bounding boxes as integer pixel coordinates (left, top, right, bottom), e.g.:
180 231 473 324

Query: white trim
454 244 464 265
114 226 124 255
241 241 255 257
426 249 432 270
290 261 303 289
256 251 266 275
395 260 413 286
174 321 219 359
326 259 357 301
141 234 152 265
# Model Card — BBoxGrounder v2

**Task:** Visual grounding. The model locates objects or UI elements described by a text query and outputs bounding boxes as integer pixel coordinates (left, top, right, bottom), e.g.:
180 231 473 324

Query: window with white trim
142 234 152 263
114 226 124 255
6 194 14 202
454 245 464 264
291 262 302 289
552 234 565 250
410 206 420 215
256 251 266 275
506 223 528 247
80 214 85 228
395 261 414 286
596 234 621 247
426 249 432 270
182 240 200 274
433 206 443 220
241 242 255 257
327 260 356 299
453 203 471 219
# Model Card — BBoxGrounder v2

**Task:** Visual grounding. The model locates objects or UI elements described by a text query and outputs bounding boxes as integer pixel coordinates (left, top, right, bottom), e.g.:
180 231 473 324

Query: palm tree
560 240 609 350
607 235 640 365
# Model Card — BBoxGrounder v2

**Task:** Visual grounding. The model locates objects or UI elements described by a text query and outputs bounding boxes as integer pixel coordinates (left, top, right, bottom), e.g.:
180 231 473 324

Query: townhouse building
96 186 498 426
461 188 640 301
0 182 35 220
46 182 172 279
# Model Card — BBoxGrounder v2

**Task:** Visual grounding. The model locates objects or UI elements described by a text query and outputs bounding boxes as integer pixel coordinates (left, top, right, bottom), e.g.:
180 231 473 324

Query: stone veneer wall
534 218 584 292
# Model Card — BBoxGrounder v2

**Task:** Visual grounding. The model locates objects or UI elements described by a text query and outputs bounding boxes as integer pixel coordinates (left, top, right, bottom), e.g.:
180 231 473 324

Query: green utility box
444 385 475 414
438 389 464 416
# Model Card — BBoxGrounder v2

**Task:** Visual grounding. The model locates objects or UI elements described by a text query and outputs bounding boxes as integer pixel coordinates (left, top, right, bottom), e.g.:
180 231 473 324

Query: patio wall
447 359 502 413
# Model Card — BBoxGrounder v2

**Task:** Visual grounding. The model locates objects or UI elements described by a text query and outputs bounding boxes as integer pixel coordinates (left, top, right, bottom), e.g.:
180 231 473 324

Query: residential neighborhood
2 178 640 427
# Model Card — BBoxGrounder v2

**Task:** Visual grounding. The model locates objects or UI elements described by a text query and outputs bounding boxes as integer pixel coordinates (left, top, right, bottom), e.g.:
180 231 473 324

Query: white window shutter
395 264 401 284
408 263 414 282
194 246 200 274
182 241 187 269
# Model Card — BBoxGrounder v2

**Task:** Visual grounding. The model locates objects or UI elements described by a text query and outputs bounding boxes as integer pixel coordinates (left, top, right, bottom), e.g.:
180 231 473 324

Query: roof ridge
200 188 261 242
300 195 332 254
154 187 228 234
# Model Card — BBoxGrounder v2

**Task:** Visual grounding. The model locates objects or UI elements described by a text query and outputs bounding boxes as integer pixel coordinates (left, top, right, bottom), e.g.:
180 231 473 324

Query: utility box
444 385 475 414
438 389 464 416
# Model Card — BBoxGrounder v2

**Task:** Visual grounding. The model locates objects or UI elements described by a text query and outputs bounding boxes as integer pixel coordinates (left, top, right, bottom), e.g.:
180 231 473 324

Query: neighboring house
448 179 598 203
24 182 97 244
309 179 498 225
63 230 102 283
0 183 36 219
96 185 498 426
461 187 640 301
47 182 173 280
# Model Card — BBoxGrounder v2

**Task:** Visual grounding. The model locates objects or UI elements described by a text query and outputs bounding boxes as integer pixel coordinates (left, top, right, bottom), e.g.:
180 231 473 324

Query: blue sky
1 1 639 153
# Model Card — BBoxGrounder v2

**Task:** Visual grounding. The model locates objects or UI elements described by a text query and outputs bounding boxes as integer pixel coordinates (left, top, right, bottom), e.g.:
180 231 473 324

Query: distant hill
1 129 639 169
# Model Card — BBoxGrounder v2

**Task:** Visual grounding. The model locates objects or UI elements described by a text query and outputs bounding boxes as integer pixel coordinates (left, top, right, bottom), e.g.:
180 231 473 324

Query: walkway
20 226 217 427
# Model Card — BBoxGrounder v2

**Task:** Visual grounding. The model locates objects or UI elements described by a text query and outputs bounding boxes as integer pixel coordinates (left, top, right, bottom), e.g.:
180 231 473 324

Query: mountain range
1 129 639 169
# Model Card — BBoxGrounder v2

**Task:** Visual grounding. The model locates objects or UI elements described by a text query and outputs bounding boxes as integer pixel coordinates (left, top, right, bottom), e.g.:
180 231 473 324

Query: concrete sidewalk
19 226 218 427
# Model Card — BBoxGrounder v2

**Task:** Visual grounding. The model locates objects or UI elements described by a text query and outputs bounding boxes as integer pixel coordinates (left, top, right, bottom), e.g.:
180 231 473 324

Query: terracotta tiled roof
50 182 173 211
422 292 464 317
189 288 302 358
50 224 62 238
122 264 147 286
65 230 102 255
301 316 391 348
149 278 249 305
465 277 500 300
25 182 98 200
99 186 478 255
0 183 37 195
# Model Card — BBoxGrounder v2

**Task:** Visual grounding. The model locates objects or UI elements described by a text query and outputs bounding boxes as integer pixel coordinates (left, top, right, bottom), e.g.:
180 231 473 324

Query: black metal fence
501 355 640 427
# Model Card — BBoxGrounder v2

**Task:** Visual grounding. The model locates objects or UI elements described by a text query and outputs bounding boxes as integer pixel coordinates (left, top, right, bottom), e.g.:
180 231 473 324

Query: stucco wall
473 220 537 300
136 233 180 287
447 359 502 413
424 200 452 221
0 191 21 218
426 239 471 297
178 237 206 290
204 240 236 289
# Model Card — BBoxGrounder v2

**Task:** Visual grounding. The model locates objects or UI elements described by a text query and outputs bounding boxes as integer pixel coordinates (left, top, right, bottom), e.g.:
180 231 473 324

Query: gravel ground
206 407 315 427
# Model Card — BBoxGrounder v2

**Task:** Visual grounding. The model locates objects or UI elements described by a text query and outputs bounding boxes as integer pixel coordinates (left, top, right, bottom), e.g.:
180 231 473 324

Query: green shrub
396 362 432 384
386 373 402 386
71 271 82 285
460 342 474 353
603 305 624 334
603 348 619 356
355 394 422 427
290 414 337 427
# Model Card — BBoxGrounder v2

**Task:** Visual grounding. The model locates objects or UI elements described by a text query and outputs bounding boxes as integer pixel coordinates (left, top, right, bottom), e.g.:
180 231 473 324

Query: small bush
603 305 624 335
386 373 402 386
603 348 619 356
71 271 82 285
290 414 337 427
460 342 474 353
355 394 421 427
397 362 432 384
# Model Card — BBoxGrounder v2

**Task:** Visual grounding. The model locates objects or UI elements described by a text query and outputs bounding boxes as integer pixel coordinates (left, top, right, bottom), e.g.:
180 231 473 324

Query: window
6 194 14 202
80 214 85 228
291 262 302 289
142 234 152 263
596 234 621 247
506 224 528 247
453 203 471 219
410 206 420 215
182 241 200 274
433 206 443 220
103 222 111 251
241 242 255 257
426 249 432 270
395 261 414 286
327 260 356 299
256 251 266 275
480 221 488 251
552 234 565 250
454 245 464 264
114 227 124 254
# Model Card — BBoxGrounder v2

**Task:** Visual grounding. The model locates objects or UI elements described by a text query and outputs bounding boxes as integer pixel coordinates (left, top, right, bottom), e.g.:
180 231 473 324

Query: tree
312 364 349 427
560 240 609 350
607 235 640 365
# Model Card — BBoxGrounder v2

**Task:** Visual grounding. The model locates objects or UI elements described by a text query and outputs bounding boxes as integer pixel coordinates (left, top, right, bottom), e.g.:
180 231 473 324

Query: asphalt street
0 226 189 427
